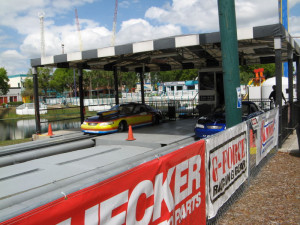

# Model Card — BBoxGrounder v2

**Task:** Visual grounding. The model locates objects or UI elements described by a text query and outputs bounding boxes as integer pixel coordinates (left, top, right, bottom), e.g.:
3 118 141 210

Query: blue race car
194 101 263 139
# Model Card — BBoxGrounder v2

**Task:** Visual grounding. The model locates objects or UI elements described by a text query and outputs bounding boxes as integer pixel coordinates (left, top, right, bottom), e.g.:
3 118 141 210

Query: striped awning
31 24 300 72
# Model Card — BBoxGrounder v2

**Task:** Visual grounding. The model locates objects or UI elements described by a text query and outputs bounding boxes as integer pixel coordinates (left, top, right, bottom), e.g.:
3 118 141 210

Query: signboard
2 141 206 225
236 87 241 108
206 122 248 219
256 108 279 165
250 117 259 131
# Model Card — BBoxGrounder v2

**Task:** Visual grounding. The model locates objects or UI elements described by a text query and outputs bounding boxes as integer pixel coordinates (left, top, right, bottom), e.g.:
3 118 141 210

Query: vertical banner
206 122 248 219
256 108 279 165
2 141 206 225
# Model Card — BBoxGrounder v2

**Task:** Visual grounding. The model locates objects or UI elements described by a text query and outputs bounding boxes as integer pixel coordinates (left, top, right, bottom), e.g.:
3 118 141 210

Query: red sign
2 141 206 225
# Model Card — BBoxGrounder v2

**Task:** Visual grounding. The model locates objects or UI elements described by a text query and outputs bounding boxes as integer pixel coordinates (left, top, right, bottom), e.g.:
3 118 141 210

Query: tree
122 72 137 91
0 67 9 95
26 67 53 96
239 63 275 85
38 67 53 97
50 69 78 96
21 77 35 99
180 69 198 81
153 69 198 83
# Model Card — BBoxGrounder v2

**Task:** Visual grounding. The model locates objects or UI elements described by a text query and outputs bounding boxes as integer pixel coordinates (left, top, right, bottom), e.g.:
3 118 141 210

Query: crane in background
111 0 118 46
38 12 46 57
75 8 83 51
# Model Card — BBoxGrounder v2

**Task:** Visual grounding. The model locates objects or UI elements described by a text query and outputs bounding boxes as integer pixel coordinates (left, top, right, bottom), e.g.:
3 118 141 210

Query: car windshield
110 105 119 111
111 104 134 114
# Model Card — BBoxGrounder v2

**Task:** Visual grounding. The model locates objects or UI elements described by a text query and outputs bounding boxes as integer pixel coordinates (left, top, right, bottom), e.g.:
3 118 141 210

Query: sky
0 0 300 75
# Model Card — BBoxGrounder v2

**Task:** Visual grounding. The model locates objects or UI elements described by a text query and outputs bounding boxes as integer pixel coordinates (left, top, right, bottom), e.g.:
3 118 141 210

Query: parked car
194 101 264 139
81 102 163 134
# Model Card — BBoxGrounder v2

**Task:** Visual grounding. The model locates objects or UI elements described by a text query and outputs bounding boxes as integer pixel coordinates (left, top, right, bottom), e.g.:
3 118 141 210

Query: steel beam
274 37 283 147
140 64 145 104
113 66 119 105
288 46 293 129
32 67 41 134
297 55 300 101
217 0 242 128
78 67 85 124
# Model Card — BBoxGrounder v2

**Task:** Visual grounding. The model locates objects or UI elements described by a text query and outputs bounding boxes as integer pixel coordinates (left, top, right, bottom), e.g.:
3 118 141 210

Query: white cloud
0 0 95 35
289 16 300 45
116 19 181 45
145 0 300 33
145 0 219 32
290 0 300 7
119 1 130 8
20 21 112 58
0 50 28 74
20 17 181 59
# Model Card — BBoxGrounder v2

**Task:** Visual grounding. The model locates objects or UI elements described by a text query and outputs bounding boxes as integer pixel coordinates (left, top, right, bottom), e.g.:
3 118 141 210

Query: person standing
269 85 287 107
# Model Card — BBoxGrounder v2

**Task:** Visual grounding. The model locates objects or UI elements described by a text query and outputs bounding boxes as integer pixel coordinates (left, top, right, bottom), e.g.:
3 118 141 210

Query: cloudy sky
0 0 300 75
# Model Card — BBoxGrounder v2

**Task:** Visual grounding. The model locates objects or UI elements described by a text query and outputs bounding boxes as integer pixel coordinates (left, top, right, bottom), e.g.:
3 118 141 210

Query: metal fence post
32 66 41 134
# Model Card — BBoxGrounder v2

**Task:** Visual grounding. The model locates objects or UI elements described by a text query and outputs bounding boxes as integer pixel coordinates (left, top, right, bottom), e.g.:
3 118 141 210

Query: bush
7 101 23 106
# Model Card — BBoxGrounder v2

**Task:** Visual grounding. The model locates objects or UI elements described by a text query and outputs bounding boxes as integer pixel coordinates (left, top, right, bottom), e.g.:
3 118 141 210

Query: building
0 74 28 104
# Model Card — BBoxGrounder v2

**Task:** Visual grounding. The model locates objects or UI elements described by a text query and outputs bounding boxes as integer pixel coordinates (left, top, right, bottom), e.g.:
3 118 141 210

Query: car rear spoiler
97 110 119 118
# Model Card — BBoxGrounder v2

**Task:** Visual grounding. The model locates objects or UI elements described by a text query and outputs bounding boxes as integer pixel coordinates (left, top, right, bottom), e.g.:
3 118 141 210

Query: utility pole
38 12 45 58
217 0 242 128
111 0 118 46
75 8 83 51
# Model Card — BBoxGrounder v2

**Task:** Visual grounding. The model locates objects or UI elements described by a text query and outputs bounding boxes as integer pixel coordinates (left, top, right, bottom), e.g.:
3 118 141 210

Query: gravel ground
217 150 300 225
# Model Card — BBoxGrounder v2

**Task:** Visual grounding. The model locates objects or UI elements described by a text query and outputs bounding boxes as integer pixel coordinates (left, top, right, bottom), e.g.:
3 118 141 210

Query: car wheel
118 121 127 132
152 115 159 125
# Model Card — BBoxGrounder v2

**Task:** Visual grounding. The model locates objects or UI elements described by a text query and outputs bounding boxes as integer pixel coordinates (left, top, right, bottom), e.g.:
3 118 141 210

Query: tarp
1 141 206 225
185 81 198 86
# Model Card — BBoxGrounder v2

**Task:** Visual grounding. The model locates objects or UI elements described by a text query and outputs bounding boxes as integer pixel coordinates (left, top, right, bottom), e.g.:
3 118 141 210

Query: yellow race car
81 102 163 134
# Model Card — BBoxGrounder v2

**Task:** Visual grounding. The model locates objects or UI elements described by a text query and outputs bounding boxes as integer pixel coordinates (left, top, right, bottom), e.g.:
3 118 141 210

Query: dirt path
217 150 300 225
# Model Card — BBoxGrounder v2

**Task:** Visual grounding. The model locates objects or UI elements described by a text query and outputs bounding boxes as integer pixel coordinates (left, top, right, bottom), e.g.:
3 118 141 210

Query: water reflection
0 119 81 141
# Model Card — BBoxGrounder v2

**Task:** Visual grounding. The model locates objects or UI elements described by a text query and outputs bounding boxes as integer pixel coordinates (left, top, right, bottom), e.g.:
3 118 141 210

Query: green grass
0 108 35 120
0 138 32 147
0 106 95 121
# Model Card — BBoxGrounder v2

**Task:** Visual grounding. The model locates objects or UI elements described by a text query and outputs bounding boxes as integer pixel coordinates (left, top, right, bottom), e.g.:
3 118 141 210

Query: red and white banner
206 122 248 219
2 141 206 225
256 108 279 165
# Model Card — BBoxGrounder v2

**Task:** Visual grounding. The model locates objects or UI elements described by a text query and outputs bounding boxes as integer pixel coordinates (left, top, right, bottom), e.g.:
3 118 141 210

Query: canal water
0 119 82 141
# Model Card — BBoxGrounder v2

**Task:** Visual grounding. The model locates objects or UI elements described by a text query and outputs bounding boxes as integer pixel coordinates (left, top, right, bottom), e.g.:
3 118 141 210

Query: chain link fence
206 103 299 224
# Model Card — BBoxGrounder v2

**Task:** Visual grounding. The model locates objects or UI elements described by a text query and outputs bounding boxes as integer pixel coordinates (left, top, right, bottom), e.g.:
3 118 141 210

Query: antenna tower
38 12 46 57
75 8 83 51
111 0 118 46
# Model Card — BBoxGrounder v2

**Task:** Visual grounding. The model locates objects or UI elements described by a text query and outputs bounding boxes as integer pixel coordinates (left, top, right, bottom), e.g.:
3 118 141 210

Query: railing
207 108 280 224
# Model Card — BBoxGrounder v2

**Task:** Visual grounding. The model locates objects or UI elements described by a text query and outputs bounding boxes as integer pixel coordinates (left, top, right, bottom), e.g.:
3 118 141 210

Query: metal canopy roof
31 24 300 72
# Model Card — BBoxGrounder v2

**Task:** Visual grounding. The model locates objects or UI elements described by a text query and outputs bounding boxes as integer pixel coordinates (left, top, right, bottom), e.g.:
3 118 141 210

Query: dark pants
295 103 300 152
296 125 300 152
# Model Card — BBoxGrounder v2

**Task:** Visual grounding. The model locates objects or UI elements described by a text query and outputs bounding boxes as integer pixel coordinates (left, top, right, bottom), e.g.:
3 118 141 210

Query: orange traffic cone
126 125 136 141
47 124 54 136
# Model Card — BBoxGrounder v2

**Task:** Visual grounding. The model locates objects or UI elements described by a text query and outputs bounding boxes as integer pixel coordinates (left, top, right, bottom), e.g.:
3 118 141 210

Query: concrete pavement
279 130 299 154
